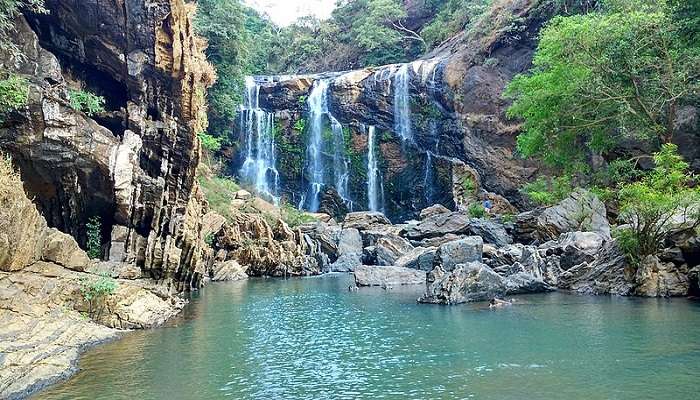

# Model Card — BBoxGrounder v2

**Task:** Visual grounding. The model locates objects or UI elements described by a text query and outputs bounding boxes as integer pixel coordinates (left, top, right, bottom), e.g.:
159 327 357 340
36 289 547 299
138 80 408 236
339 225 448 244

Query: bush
0 75 29 122
198 131 222 152
467 202 486 218
68 89 105 116
616 144 700 265
79 273 118 320
198 174 240 220
281 202 317 228
522 175 573 206
461 176 476 194
85 216 102 259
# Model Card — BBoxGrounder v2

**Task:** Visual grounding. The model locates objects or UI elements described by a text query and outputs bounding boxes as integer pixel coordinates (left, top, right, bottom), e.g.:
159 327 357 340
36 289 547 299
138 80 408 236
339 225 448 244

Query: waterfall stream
331 115 352 210
239 77 280 203
367 126 384 212
393 64 412 142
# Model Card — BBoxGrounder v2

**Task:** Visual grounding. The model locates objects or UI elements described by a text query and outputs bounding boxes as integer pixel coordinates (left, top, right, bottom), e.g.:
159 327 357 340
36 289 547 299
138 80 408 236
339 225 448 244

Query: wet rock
419 204 451 220
395 247 437 271
343 211 392 231
689 266 700 296
419 263 506 304
353 265 426 286
329 252 363 272
635 256 689 297
435 236 483 271
211 260 248 281
504 272 554 294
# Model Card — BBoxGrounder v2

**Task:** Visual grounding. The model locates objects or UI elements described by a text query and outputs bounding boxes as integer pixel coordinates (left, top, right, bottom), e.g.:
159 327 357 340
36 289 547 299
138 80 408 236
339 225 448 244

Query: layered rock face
1 0 214 290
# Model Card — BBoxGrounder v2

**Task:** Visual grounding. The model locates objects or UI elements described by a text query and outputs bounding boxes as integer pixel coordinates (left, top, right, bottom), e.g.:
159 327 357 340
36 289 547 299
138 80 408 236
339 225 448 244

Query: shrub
198 174 240 220
467 202 486 218
461 176 476 194
522 175 573 206
616 144 700 265
68 89 106 116
85 216 102 259
0 75 29 122
281 202 317 228
79 273 118 320
198 131 223 152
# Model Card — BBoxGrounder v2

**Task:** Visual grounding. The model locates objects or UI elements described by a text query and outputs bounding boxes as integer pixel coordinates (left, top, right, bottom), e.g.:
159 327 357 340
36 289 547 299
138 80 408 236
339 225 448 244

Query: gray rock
484 243 525 269
211 260 248 281
374 235 414 266
634 256 689 297
419 262 506 304
558 241 635 295
417 233 465 248
395 247 437 271
403 212 470 240
436 236 484 271
504 272 554 294
542 231 606 270
419 204 451 220
353 265 426 286
337 228 363 255
329 252 363 272
465 218 512 247
519 246 562 286
343 211 391 231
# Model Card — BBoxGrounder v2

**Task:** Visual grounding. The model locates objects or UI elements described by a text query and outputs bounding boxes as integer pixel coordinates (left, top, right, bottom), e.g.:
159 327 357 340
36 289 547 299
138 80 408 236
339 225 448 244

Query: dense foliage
85 216 102 259
505 0 700 171
0 74 28 122
79 273 117 320
68 89 105 117
0 0 45 59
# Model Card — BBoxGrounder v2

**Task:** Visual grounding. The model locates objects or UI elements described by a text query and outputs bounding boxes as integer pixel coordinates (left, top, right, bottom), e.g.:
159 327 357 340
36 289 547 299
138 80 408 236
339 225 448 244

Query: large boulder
337 228 363 255
395 247 437 271
634 256 689 297
419 204 451 220
328 252 363 272
435 236 483 271
464 218 512 247
558 241 635 295
343 212 391 231
504 272 554 295
211 260 248 281
403 212 470 240
373 235 414 266
41 228 90 272
353 265 426 286
540 231 606 270
515 189 611 242
419 263 506 304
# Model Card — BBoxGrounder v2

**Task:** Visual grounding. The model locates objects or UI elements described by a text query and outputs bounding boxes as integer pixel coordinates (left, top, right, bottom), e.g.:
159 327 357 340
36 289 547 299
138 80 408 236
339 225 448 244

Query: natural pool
38 274 700 400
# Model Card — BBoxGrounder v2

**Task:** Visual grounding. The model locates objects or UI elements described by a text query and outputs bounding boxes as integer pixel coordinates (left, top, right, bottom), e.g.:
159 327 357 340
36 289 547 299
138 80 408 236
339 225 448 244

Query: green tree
85 216 102 259
615 144 700 265
0 74 28 122
505 1 700 170
79 273 118 320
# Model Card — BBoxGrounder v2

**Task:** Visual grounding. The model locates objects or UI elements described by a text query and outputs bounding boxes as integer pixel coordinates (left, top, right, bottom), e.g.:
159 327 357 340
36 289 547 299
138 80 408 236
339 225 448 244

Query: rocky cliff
0 0 214 291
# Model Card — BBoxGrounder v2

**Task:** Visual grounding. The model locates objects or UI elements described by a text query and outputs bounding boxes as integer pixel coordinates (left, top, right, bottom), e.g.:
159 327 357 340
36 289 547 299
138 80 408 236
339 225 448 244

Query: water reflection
38 274 700 400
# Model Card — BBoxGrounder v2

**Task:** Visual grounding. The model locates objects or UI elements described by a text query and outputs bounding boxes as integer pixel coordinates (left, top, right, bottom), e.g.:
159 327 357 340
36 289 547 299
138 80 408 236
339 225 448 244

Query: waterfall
302 79 329 212
393 64 412 142
423 121 440 205
239 77 279 203
331 115 352 210
367 126 384 212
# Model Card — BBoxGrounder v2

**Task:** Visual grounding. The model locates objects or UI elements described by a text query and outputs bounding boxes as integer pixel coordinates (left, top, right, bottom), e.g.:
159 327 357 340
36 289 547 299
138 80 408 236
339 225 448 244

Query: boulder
558 241 635 295
484 243 525 269
395 247 437 271
419 263 506 304
403 212 470 240
328 252 362 272
689 266 700 297
41 228 90 271
634 256 689 297
504 272 554 294
87 261 141 280
540 231 606 270
515 189 611 242
374 235 414 266
353 265 426 286
202 212 227 238
211 260 248 281
435 236 483 271
337 228 363 255
343 211 391 231
235 189 253 200
419 204 451 220
417 233 465 248
464 218 512 247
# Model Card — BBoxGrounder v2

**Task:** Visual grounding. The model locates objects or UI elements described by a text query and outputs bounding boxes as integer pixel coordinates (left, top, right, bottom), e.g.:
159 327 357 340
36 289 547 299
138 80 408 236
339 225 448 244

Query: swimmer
348 285 359 292
489 298 512 309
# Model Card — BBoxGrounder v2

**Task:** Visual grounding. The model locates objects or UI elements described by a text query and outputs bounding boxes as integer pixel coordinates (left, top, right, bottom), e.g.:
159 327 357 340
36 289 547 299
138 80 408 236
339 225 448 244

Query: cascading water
239 77 280 203
393 64 412 142
367 126 384 212
302 79 329 212
331 116 352 210
423 121 440 205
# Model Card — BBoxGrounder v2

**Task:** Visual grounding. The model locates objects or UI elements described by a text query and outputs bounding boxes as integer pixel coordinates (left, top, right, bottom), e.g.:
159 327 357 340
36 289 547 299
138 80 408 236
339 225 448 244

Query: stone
329 253 363 272
337 228 363 255
634 256 689 297
417 233 465 248
395 247 437 271
515 189 611 242
558 241 635 295
235 189 253 200
419 204 451 220
484 243 525 269
419 262 506 304
343 211 391 231
41 228 90 272
202 212 227 238
435 236 483 271
353 265 426 286
374 235 414 266
543 231 606 270
689 266 700 297
211 260 248 281
504 272 554 295
403 212 471 240
464 218 512 247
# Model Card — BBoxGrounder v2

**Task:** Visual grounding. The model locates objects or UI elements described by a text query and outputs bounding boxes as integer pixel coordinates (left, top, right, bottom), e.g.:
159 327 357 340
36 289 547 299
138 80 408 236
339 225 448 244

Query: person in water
489 298 512 309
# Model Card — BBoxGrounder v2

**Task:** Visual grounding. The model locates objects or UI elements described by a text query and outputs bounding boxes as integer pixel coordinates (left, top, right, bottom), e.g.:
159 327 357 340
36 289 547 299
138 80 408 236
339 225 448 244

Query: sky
244 0 337 26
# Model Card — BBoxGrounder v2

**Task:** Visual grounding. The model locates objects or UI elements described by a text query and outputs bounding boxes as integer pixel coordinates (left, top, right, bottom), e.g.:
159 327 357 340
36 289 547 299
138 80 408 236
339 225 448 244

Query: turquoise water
39 274 700 400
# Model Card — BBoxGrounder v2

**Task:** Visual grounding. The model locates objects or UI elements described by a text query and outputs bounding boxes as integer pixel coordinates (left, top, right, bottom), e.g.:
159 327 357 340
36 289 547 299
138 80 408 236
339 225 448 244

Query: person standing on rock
483 199 493 215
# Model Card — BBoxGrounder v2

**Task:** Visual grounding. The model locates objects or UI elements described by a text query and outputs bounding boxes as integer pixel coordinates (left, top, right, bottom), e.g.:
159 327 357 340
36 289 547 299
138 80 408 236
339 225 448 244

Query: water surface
39 274 700 399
